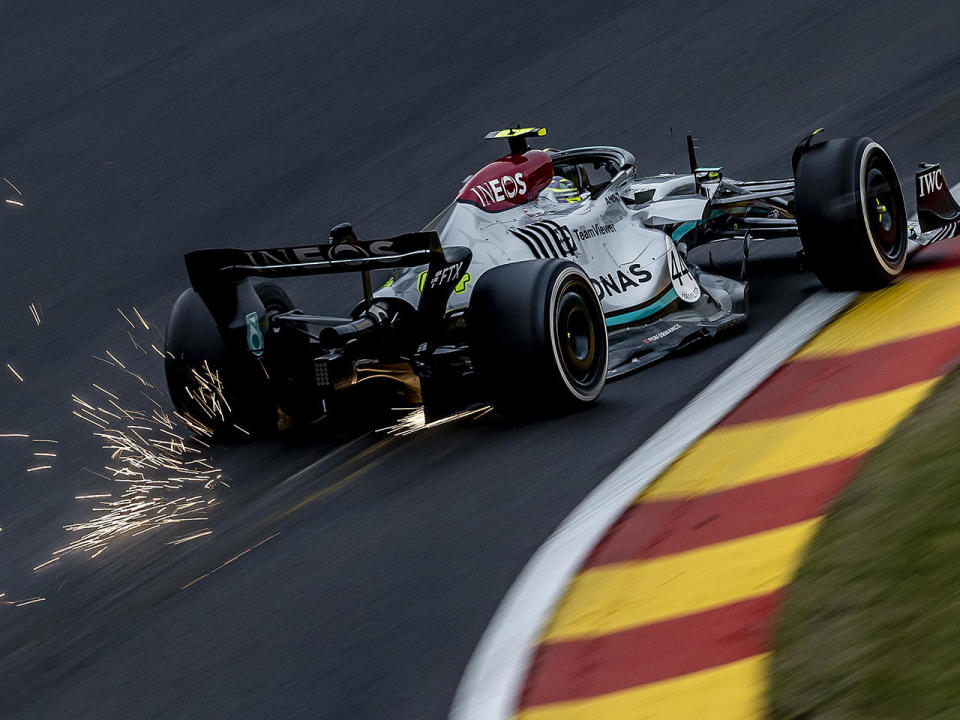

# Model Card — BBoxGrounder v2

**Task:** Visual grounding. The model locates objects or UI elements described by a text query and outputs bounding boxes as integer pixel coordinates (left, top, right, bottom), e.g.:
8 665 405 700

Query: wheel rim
554 278 603 390
864 165 902 261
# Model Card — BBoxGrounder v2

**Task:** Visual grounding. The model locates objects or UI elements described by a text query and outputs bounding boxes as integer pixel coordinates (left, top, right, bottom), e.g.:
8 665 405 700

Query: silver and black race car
164 126 960 434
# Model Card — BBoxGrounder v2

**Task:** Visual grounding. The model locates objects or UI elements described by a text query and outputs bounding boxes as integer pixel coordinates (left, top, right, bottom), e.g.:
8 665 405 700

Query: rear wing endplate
916 163 960 235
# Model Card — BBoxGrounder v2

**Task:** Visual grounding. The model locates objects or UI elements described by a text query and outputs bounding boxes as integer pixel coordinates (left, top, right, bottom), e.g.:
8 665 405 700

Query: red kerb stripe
584 455 863 568
519 591 780 709
720 324 960 426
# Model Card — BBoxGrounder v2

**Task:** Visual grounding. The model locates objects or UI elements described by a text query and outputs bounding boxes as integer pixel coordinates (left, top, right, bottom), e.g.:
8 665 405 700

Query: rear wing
184 224 470 340
185 225 441 290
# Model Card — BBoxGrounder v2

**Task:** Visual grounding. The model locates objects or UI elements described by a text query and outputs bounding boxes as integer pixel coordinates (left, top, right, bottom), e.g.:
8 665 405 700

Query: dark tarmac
1 2 959 717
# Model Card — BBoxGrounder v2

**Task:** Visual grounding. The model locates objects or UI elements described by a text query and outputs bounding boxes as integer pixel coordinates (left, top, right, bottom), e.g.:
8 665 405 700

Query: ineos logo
471 172 528 207
328 243 366 261
242 240 400 267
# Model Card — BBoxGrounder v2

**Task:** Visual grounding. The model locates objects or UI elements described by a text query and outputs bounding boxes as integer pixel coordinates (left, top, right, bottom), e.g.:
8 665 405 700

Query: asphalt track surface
1 2 959 718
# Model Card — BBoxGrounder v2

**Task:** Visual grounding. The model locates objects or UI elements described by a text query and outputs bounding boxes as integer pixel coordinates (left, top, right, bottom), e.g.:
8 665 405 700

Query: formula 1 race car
164 127 960 435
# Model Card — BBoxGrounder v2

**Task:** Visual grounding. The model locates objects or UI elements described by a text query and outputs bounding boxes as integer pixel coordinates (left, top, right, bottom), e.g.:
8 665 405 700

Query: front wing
605 270 747 379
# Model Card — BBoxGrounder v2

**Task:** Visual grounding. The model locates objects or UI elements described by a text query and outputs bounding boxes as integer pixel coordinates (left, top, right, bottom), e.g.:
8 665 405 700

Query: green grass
770 367 960 720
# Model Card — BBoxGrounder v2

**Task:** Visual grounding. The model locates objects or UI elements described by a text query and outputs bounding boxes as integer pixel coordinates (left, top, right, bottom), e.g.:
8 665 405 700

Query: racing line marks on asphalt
254 434 392 527
272 437 396 522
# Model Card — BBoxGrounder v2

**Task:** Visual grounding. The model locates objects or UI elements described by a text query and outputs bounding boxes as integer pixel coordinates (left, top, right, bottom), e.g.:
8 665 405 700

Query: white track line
450 184 959 720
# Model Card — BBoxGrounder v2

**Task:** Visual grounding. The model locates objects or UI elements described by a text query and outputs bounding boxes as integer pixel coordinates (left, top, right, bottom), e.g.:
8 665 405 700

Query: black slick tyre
253 282 294 315
794 136 907 290
163 282 292 437
469 259 608 417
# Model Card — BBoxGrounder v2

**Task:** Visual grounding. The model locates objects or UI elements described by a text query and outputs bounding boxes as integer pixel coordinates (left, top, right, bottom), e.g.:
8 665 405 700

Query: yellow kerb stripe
796 266 960 358
642 378 936 502
515 654 769 720
542 519 818 642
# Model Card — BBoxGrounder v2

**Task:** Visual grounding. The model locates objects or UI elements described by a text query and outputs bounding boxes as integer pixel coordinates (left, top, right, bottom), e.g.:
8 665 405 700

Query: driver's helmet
543 176 585 204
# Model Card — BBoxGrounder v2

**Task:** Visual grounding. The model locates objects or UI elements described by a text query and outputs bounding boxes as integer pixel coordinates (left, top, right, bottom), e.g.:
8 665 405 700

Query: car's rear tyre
469 259 608 417
795 136 907 290
163 282 292 437
253 282 294 315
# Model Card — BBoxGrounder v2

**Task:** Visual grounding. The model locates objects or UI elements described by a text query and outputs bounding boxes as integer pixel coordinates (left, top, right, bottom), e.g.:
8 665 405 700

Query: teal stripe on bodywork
671 221 699 242
604 288 679 327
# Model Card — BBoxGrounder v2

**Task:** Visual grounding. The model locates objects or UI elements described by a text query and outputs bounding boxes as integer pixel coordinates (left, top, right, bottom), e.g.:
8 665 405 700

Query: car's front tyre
795 136 907 290
469 259 608 417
